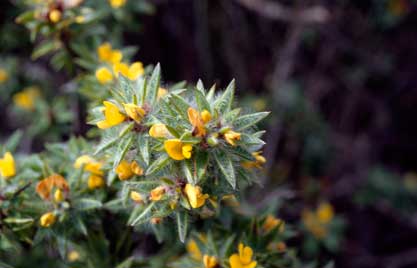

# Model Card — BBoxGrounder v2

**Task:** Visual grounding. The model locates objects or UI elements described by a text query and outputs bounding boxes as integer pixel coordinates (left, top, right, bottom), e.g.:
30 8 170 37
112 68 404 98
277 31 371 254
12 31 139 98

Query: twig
234 0 329 24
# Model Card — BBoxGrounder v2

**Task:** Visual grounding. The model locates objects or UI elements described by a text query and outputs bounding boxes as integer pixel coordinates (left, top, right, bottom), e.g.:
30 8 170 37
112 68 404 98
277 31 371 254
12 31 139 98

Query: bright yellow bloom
242 151 266 169
54 189 64 203
109 0 127 8
123 103 146 123
130 161 144 176
96 101 126 129
187 239 202 261
36 174 69 200
97 43 122 64
188 107 207 137
0 68 8 83
203 255 218 268
184 184 209 209
164 139 192 160
49 9 62 23
40 212 56 227
116 160 134 180
88 175 105 190
224 130 241 146
157 87 168 99
95 67 113 84
201 110 212 124
74 155 103 175
113 62 144 80
150 186 165 201
149 123 170 138
13 87 40 110
0 152 16 178
317 202 334 224
262 215 284 233
67 250 80 262
229 243 257 268
130 191 143 203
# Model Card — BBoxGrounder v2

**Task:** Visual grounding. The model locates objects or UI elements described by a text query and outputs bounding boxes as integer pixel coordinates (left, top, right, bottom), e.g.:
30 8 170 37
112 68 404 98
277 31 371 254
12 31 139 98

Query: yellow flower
116 160 134 180
88 175 105 190
13 87 40 110
317 202 334 224
113 62 144 80
157 87 168 99
0 68 8 83
187 239 202 261
74 155 103 175
36 174 69 200
242 151 266 169
130 161 144 176
188 107 207 137
149 123 170 138
95 67 113 84
54 189 64 203
262 215 284 233
203 255 218 268
49 9 62 23
96 101 126 129
130 191 143 203
150 186 165 201
184 184 209 209
164 139 192 160
109 0 127 8
302 209 327 239
123 103 146 123
0 152 16 178
229 243 257 268
201 110 212 124
224 130 241 146
67 250 80 262
40 212 56 227
97 43 122 64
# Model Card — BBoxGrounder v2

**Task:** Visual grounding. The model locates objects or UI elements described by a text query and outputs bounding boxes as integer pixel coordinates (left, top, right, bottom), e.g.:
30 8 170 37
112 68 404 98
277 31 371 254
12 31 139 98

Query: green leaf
3 130 23 153
118 75 135 101
194 88 211 113
4 218 34 224
214 79 235 114
138 135 150 165
145 154 170 176
195 151 209 183
31 41 59 60
130 202 155 226
94 135 118 155
176 211 188 243
196 79 205 94
206 84 216 102
113 135 134 168
168 94 190 121
182 160 194 184
214 150 236 188
73 198 102 211
234 112 270 131
145 63 161 105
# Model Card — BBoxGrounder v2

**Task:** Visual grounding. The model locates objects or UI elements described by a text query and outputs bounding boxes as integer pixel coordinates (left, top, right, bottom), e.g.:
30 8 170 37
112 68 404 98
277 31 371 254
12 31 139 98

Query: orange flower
36 174 69 200
188 107 208 137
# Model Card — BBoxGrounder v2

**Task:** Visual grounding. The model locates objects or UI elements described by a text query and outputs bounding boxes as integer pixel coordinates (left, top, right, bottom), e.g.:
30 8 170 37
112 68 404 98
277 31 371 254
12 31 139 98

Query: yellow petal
157 87 168 99
184 184 207 208
150 186 165 201
182 144 193 159
113 62 130 78
317 202 334 224
149 123 170 138
123 103 145 123
244 261 257 268
0 152 16 178
203 255 218 268
128 62 144 80
130 161 144 176
109 0 126 8
40 212 56 227
116 160 134 180
109 50 123 64
164 139 185 160
229 254 242 268
97 43 112 62
67 250 80 262
49 9 61 23
130 191 143 203
88 175 105 190
187 107 206 137
101 101 126 128
201 110 212 124
36 174 69 200
240 245 253 265
54 189 64 203
224 130 241 146
187 239 202 261
95 67 113 84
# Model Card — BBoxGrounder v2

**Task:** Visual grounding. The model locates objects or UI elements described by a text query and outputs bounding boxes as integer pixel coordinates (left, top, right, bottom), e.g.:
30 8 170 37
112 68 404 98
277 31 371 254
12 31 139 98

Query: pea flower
188 107 211 137
229 243 257 268
187 239 202 261
317 202 334 224
203 255 218 268
122 103 146 124
242 151 266 169
149 123 170 138
0 152 16 178
95 67 113 84
184 184 209 209
67 250 80 262
116 160 144 180
224 130 241 146
113 62 144 80
150 186 166 201
164 139 192 160
302 202 334 239
262 215 284 233
54 189 64 203
88 175 105 190
97 43 122 64
74 155 104 176
49 9 62 23
40 212 56 228
13 86 40 110
130 191 144 203
96 101 126 129
36 174 69 200
109 0 127 8
157 87 168 99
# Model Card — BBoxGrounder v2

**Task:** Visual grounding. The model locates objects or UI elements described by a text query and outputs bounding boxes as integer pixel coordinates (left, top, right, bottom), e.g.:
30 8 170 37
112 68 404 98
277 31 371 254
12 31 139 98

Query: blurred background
1 0 417 267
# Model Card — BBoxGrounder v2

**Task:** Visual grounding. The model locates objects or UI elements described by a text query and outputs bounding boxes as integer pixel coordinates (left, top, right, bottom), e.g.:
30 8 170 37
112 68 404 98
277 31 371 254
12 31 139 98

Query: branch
234 0 330 24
